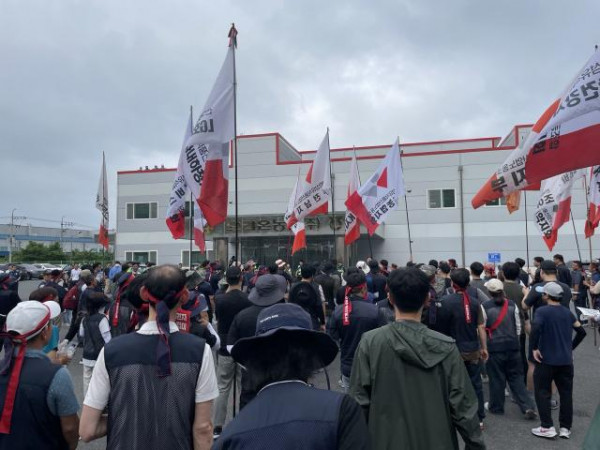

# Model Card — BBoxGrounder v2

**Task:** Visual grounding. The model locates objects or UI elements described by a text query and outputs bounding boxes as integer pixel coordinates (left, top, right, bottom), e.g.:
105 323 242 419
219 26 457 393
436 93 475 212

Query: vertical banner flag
181 28 235 226
285 172 307 254
345 138 405 236
166 109 194 239
344 154 361 245
585 166 600 237
96 152 109 249
534 169 585 250
287 131 332 228
472 50 600 208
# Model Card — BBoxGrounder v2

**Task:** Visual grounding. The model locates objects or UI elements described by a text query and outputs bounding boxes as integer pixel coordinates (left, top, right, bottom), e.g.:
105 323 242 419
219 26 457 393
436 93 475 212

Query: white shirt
83 321 218 410
70 268 81 281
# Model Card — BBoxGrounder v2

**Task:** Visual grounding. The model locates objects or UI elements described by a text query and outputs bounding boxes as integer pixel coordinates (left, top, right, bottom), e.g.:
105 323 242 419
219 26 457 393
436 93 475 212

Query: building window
484 198 507 207
125 251 157 263
126 202 158 219
182 250 205 267
427 189 456 208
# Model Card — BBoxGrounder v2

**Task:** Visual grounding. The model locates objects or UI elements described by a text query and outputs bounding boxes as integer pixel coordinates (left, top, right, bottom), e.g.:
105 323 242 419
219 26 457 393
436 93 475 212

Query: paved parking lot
18 280 600 449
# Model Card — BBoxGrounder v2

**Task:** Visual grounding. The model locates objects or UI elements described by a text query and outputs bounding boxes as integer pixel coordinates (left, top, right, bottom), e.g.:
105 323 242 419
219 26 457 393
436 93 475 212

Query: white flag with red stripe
287 131 331 228
96 152 109 249
285 172 307 254
534 169 585 250
473 51 600 208
166 109 194 239
344 154 361 245
181 34 235 227
585 166 600 237
345 138 405 236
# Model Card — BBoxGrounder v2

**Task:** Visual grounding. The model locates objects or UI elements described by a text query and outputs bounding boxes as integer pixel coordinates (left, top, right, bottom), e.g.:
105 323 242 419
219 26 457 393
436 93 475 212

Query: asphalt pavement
18 280 600 449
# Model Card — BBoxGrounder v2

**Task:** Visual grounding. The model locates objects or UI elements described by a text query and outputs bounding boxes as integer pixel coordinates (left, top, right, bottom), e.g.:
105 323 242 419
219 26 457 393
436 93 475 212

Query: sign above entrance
215 215 344 236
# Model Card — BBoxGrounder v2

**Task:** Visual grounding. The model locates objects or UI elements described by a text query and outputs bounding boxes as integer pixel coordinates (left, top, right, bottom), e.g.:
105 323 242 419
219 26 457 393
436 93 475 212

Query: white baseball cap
356 261 370 274
5 301 52 339
43 301 62 320
484 279 504 293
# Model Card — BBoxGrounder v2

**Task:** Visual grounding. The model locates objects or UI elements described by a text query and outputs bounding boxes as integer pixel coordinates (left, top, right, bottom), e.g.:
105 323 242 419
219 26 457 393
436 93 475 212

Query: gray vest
104 332 206 450
483 299 519 353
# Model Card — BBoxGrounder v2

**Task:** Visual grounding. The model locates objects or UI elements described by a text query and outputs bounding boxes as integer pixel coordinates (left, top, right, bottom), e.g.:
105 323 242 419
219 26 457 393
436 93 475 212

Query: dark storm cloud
1 0 599 228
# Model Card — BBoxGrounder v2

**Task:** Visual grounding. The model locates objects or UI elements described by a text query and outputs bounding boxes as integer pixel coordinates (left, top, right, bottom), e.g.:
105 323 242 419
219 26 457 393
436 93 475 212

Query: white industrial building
115 124 599 267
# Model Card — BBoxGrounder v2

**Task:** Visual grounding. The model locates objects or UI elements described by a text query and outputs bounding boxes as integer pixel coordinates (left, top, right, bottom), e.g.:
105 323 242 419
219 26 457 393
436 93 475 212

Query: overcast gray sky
1 0 599 230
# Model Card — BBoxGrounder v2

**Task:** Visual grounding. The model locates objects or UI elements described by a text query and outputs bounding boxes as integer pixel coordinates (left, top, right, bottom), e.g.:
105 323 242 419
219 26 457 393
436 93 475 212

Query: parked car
33 263 62 279
0 264 31 280
20 264 44 280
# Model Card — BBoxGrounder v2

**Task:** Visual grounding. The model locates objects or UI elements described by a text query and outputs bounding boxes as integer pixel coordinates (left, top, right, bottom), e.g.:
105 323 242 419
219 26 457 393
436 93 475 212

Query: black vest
214 382 342 450
104 331 206 450
483 299 519 353
83 313 106 360
108 300 134 337
0 356 68 450
441 289 481 354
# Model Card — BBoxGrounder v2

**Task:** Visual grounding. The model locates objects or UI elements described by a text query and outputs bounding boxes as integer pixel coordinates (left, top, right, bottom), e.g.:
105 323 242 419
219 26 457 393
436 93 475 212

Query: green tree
13 241 66 263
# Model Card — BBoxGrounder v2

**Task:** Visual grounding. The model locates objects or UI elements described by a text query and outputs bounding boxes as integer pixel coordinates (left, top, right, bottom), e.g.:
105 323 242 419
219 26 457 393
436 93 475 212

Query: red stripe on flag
345 191 378 235
543 197 572 251
526 123 600 186
345 223 360 245
194 227 206 252
309 203 328 216
198 159 229 226
532 99 561 133
471 173 500 209
292 228 306 255
166 212 186 240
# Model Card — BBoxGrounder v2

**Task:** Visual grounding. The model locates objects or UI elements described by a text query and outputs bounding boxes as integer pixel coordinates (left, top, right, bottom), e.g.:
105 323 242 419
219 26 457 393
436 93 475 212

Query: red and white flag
534 169 585 250
287 131 331 228
193 203 207 252
285 172 307 254
344 154 361 245
181 29 235 227
472 51 600 208
96 152 109 249
585 166 600 237
345 138 405 236
166 109 194 239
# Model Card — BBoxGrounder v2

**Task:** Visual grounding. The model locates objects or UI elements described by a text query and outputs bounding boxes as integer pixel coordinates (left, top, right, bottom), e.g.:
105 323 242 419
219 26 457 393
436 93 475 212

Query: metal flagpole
524 191 530 266
189 105 194 268
228 23 239 420
327 128 337 261
231 24 240 264
571 210 583 261
583 174 593 263
399 142 413 262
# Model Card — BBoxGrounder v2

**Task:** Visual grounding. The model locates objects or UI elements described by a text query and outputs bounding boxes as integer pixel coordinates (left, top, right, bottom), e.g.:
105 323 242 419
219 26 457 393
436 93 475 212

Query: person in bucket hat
214 303 369 450
0 301 79 449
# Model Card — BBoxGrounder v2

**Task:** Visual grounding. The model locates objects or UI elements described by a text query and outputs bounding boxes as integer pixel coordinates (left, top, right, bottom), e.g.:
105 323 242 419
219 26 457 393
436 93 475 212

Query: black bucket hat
231 303 338 368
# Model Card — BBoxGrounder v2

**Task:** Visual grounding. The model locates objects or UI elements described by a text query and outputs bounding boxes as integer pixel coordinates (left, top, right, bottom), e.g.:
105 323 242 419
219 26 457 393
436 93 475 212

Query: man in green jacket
350 267 486 450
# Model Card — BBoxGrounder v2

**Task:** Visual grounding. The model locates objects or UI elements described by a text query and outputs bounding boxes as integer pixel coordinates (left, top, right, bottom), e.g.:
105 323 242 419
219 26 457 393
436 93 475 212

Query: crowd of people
0 253 598 449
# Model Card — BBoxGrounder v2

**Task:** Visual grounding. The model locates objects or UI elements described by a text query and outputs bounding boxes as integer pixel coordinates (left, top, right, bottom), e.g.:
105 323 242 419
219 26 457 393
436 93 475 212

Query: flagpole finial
228 23 238 47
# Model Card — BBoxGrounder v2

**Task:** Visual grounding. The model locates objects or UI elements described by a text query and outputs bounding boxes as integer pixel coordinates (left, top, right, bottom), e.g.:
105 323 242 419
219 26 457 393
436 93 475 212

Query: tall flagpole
353 146 373 258
524 191 530 266
583 174 593 263
327 128 337 261
571 210 583 261
231 24 240 263
188 105 194 268
399 140 413 262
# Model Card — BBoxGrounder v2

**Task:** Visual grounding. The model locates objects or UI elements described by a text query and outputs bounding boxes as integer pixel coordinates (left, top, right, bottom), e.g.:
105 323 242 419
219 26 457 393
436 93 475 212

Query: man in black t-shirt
522 260 572 392
553 254 572 287
366 260 387 302
213 267 252 438
227 274 286 409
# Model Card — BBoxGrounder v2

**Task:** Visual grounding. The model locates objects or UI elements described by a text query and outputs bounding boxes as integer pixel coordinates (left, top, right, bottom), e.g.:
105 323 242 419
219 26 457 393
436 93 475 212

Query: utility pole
60 216 75 263
8 209 26 263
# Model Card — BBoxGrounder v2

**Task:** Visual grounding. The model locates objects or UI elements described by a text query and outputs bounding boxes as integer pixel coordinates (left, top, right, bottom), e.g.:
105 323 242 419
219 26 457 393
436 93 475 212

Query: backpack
63 283 81 310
